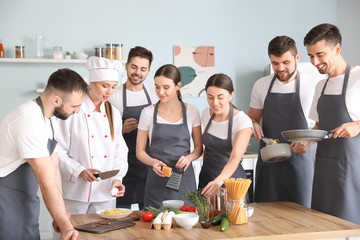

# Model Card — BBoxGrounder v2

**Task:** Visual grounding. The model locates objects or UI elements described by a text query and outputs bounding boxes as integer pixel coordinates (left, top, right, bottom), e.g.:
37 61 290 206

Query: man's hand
252 122 264 140
79 169 101 182
122 118 138 134
290 142 313 155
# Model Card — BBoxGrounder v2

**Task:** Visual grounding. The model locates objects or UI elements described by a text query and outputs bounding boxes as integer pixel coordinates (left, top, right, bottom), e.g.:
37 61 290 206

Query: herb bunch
183 188 208 208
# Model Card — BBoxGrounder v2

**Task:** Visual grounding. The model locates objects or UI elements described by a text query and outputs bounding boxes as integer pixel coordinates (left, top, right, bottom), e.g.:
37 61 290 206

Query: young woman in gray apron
136 64 202 208
198 74 252 198
254 72 314 207
0 97 56 239
312 65 360 224
116 85 152 209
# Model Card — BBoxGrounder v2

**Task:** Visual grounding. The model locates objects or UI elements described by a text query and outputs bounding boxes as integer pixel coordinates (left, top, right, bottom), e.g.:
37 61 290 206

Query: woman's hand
79 169 101 182
201 179 222 198
110 179 125 197
290 142 313 155
175 155 192 171
153 160 167 177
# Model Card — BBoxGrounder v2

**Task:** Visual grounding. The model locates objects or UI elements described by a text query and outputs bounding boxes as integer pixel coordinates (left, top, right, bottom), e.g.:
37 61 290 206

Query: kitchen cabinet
70 201 360 240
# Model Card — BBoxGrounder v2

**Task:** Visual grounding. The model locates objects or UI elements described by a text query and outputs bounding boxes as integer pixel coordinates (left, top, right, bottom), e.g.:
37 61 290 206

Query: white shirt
109 83 159 115
201 107 253 144
56 95 128 202
309 66 360 122
250 73 319 128
138 103 201 145
0 101 53 177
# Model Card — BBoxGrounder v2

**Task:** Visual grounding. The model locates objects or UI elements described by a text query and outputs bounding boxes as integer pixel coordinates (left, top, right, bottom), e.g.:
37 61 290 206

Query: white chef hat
86 56 123 82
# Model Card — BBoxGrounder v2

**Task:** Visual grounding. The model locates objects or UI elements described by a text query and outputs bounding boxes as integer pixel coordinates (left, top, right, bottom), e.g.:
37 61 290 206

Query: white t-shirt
201 107 253 144
309 66 360 122
0 101 53 177
138 103 201 145
109 83 159 115
250 73 319 128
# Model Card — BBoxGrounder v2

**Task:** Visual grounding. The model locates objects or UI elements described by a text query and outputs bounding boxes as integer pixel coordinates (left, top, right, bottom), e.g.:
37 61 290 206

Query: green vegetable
220 217 229 232
144 206 185 217
183 188 208 208
210 212 227 226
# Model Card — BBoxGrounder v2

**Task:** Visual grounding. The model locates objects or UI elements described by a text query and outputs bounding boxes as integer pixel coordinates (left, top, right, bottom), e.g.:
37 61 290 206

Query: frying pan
281 129 334 142
260 143 292 163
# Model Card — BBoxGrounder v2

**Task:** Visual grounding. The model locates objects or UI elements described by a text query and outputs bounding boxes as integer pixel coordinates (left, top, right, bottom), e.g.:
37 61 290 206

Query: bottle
0 40 4 58
15 46 25 58
53 46 63 59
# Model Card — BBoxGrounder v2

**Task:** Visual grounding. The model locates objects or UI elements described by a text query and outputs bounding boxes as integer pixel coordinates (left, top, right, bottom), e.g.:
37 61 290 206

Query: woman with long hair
136 64 202 208
199 73 252 197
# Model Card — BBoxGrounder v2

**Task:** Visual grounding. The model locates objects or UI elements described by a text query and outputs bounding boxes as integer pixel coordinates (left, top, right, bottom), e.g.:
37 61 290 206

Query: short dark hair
155 64 182 100
303 23 342 47
268 36 298 57
127 46 153 67
44 68 88 101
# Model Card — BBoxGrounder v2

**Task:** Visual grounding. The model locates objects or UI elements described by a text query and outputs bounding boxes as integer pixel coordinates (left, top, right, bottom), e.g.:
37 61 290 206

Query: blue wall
0 0 338 151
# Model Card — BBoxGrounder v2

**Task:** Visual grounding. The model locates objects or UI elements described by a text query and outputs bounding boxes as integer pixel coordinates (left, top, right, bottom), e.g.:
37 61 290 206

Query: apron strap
342 64 351 96
203 104 234 141
123 84 152 108
35 97 55 141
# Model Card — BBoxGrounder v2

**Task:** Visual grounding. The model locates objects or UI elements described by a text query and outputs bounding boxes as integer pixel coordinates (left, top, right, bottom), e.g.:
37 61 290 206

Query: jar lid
15 45 25 48
113 44 120 47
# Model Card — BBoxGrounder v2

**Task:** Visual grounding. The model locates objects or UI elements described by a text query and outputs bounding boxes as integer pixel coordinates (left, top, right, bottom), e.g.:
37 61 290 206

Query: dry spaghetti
223 178 252 224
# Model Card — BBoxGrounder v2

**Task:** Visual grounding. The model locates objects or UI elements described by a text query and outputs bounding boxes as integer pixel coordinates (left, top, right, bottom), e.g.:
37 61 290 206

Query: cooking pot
260 143 291 163
281 129 334 142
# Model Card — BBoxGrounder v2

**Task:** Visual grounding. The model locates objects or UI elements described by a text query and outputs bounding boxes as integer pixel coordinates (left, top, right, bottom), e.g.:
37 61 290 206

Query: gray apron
117 85 151 206
0 97 57 239
312 65 360 224
144 101 196 208
199 105 247 189
254 72 314 207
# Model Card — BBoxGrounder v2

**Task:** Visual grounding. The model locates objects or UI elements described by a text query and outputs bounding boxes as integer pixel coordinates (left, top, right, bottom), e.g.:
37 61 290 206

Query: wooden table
70 201 360 240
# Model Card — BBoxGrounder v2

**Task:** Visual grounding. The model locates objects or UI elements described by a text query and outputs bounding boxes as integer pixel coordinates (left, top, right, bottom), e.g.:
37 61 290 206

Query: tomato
188 207 196 212
141 211 154 222
180 205 191 211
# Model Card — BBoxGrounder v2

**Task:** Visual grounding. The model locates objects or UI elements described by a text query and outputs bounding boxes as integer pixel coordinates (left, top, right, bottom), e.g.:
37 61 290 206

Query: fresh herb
184 188 210 221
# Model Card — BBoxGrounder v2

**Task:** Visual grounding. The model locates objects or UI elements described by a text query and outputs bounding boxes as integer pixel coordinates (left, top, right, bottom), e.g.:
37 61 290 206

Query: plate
96 208 133 219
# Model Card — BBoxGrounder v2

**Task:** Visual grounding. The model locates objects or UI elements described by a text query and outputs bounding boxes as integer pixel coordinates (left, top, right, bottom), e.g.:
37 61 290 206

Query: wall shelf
0 58 126 64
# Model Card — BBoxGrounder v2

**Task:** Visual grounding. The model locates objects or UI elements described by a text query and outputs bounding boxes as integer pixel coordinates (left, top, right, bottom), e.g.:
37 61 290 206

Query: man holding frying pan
300 23 360 224
248 36 319 208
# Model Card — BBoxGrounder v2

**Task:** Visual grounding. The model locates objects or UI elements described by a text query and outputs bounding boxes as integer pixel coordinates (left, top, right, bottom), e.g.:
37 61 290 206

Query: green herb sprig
183 188 208 208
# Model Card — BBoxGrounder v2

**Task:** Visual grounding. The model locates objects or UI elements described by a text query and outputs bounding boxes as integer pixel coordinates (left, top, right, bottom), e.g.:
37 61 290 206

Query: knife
94 169 120 180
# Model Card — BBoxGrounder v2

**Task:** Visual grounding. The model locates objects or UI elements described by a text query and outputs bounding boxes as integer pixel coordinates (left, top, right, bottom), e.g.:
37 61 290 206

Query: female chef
199 73 253 197
136 64 203 208
56 57 129 214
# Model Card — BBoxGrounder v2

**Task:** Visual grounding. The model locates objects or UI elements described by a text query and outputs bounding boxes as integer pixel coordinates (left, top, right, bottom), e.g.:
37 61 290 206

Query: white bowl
247 206 254 218
73 51 88 59
96 208 133 219
174 213 199 229
162 200 184 209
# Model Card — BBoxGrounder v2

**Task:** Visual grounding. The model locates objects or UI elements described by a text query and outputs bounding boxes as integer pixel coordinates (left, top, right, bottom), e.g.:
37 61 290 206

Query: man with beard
109 46 158 210
247 36 318 207
0 68 88 239
300 23 360 224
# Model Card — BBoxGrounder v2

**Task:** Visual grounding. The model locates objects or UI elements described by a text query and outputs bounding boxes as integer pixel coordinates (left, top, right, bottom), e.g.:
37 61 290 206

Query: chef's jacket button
87 114 90 117
104 155 107 158
104 115 106 117
91 156 94 158
92 135 94 138
105 135 108 138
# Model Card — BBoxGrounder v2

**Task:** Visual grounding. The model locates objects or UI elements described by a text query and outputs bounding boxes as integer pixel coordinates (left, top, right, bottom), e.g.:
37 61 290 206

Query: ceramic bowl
162 200 184 209
73 51 88 59
174 213 199 229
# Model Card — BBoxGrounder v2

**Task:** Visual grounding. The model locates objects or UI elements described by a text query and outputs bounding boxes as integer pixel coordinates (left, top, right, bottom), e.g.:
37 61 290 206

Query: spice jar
114 44 123 60
15 46 25 58
53 46 63 59
0 40 4 58
226 198 248 225
95 47 104 57
106 43 116 59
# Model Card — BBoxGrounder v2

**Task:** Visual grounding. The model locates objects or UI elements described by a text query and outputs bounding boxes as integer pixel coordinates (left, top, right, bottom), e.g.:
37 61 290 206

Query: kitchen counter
70 201 360 240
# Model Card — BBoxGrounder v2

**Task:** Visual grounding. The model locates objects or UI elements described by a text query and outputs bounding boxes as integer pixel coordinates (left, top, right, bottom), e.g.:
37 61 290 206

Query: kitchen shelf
0 58 126 64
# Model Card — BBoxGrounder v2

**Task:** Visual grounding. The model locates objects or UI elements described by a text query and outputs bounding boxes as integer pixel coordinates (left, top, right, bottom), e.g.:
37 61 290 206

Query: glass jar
15 46 25 58
114 44 122 60
196 204 213 223
95 47 104 57
211 188 227 217
226 198 248 225
106 43 116 59
53 46 63 59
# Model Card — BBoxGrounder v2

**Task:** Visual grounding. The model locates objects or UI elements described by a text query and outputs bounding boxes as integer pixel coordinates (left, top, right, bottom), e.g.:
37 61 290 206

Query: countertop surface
71 201 360 240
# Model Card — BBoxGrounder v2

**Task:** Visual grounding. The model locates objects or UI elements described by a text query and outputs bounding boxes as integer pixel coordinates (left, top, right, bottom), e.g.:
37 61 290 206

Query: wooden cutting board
75 216 138 234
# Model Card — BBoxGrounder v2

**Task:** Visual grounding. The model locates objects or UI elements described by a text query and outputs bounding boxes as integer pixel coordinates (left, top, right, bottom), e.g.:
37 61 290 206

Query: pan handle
325 132 334 139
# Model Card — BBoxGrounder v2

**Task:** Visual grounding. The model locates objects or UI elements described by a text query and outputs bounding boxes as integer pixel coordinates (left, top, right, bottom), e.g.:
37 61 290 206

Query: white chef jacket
56 95 128 202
